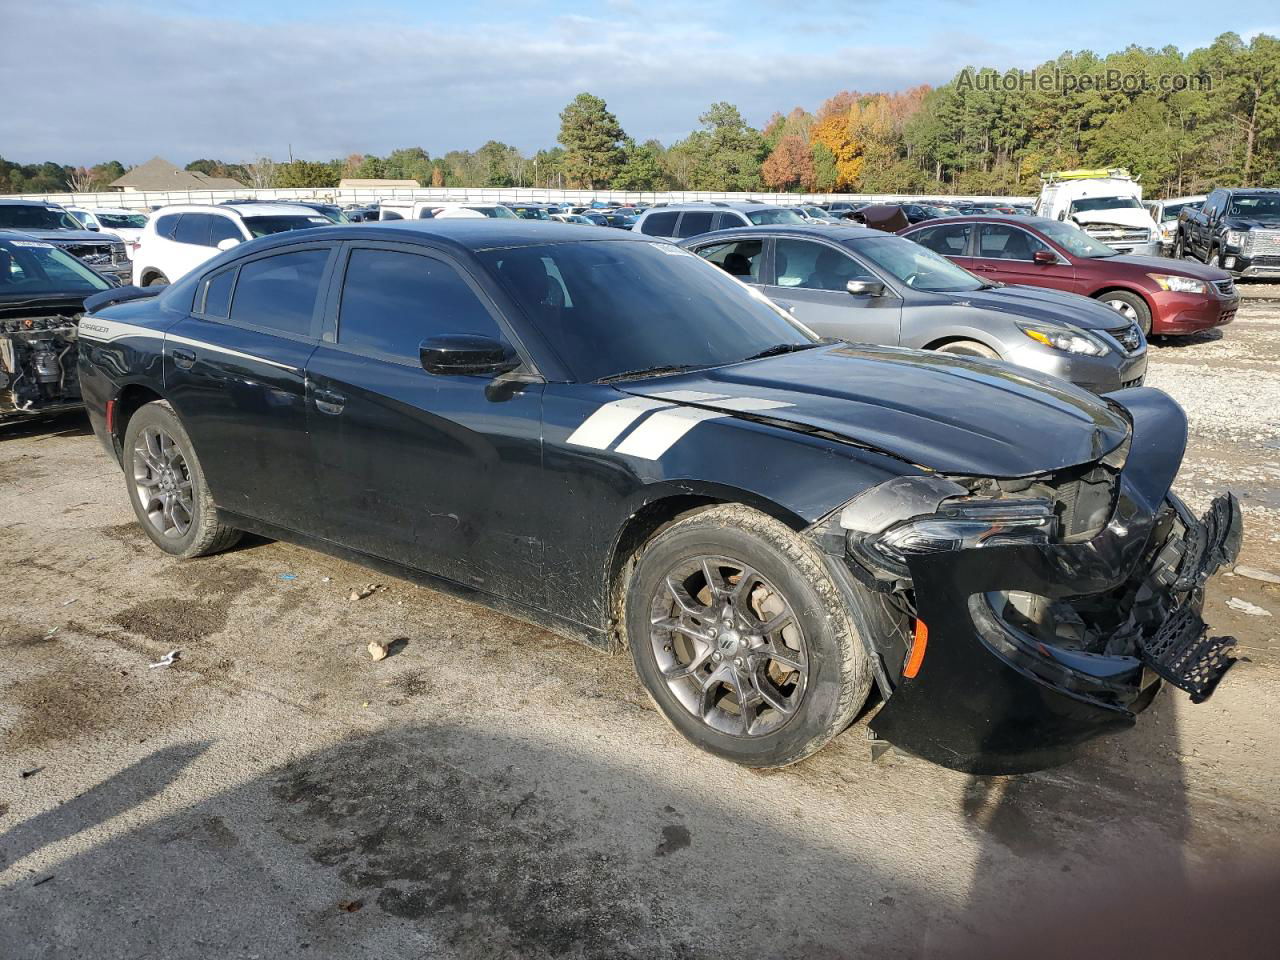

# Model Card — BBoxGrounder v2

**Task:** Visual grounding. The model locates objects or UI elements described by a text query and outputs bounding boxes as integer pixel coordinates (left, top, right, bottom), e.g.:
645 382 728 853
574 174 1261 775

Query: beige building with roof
109 157 246 192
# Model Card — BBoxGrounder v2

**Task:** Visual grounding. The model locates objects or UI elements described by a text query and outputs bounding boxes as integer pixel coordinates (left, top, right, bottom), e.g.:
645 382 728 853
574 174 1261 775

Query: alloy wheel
648 555 808 737
1104 298 1139 321
132 425 194 539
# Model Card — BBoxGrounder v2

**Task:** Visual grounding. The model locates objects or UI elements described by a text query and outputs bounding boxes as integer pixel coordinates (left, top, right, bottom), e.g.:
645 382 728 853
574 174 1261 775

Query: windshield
1069 196 1142 214
476 240 816 382
0 238 111 296
848 235 985 292
747 208 807 226
1228 195 1280 218
306 205 348 223
0 205 83 231
96 212 149 229
1036 220 1117 258
241 215 332 238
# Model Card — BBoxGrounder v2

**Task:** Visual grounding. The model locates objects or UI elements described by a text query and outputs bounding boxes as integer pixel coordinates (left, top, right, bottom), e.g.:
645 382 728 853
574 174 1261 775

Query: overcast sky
3 0 1277 165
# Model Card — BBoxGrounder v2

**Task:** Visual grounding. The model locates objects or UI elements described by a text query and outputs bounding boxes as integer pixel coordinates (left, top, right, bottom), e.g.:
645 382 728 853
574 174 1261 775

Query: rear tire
1098 290 1152 336
122 400 241 558
935 339 1000 359
624 504 872 768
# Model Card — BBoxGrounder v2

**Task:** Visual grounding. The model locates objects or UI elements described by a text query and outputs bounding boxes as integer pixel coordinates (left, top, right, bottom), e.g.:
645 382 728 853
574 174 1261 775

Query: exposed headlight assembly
1147 273 1206 294
1016 322 1109 356
847 498 1058 578
1223 229 1247 248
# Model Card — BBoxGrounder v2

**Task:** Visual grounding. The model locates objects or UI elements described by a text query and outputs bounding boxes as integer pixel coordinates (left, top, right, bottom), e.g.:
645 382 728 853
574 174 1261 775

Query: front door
163 243 334 531
304 242 545 605
761 237 902 346
973 222 1076 292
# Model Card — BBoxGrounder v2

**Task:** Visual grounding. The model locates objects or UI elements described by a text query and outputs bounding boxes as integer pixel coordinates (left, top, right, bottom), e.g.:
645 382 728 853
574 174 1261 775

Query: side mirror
1033 250 1057 265
216 237 241 251
420 334 520 377
85 222 100 231
846 279 886 297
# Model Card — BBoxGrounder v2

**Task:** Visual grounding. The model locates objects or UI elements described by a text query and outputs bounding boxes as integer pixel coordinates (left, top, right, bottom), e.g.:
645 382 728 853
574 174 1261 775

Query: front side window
848 235 985 292
209 216 243 245
774 238 874 291
228 249 328 336
908 223 973 257
0 239 111 293
476 240 815 383
694 238 765 282
977 224 1053 262
338 249 501 360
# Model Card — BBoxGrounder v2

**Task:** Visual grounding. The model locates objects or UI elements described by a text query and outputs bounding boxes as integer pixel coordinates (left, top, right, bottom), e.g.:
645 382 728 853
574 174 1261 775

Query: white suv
131 203 333 286
67 207 150 254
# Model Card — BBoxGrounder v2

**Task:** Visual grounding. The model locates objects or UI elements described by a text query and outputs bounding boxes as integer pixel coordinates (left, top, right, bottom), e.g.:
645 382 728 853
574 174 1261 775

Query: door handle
171 347 196 369
314 389 345 415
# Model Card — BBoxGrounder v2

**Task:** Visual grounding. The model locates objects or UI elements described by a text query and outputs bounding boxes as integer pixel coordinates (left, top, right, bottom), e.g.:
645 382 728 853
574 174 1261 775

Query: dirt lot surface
3 290 1280 958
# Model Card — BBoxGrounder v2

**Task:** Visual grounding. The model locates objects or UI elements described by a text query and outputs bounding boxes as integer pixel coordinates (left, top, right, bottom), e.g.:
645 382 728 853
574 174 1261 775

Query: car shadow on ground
0 411 92 442
1150 329 1224 350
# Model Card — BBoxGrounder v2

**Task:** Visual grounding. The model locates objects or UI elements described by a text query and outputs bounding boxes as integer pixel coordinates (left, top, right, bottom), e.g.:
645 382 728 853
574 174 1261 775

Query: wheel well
604 494 803 647
1090 285 1153 315
114 384 164 444
922 334 997 353
139 268 166 284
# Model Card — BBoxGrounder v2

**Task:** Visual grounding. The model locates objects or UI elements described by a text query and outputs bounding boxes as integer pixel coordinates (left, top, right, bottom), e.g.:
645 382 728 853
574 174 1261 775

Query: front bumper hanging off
856 490 1242 774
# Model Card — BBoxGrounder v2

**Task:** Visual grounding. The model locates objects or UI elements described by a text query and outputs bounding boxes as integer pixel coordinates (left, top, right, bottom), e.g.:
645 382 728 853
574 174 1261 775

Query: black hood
1224 216 1280 229
621 344 1131 477
18 229 116 245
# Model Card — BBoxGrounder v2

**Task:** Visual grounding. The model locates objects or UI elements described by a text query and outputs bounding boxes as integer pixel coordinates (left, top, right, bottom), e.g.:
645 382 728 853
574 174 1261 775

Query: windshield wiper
741 342 824 362
596 364 705 384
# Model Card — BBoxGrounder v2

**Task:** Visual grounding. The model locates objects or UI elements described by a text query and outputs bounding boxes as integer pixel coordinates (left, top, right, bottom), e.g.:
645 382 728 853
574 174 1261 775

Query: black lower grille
1138 605 1235 703
1106 323 1143 353
1121 376 1144 388
1214 279 1236 296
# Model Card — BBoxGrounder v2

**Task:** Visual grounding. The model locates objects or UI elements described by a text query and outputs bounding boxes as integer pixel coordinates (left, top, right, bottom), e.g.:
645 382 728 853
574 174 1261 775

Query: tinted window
909 223 973 256
338 249 501 360
639 212 678 236
675 212 715 238
154 214 181 240
694 238 765 282
209 216 243 245
774 239 873 291
978 224 1052 261
241 215 330 238
200 268 235 317
476 240 815 383
745 208 807 226
229 249 328 336
173 213 213 247
715 212 749 230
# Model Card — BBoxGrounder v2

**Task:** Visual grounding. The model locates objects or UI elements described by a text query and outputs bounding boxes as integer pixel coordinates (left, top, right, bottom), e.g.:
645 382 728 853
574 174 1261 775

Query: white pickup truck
1035 169 1161 256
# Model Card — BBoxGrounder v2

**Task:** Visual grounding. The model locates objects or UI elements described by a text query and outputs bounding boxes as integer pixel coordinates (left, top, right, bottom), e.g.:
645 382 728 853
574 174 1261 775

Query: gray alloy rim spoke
134 427 194 538
649 553 809 739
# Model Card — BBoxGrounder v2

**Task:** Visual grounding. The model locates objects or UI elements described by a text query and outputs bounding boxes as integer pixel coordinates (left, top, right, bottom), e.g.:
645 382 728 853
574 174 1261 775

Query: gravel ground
2 293 1279 959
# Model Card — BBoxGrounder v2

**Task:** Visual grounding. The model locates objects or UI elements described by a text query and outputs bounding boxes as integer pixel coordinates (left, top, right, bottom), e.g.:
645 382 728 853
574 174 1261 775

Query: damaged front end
811 387 1243 774
1 311 82 419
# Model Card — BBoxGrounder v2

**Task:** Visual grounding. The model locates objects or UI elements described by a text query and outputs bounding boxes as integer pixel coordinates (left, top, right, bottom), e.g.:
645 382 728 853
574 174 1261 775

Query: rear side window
639 211 678 236
694 239 765 282
199 268 235 317
174 214 213 247
229 249 329 336
675 212 715 238
154 214 181 240
338 249 501 360
909 223 973 257
209 216 243 245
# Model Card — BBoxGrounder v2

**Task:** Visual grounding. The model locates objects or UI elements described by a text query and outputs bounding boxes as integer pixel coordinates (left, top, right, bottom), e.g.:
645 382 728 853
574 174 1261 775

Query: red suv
901 215 1238 336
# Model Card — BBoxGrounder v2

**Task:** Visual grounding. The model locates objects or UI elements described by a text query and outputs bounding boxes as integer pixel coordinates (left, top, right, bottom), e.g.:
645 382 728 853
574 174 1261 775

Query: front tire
1172 233 1186 259
1098 290 1152 336
122 400 241 558
624 505 872 768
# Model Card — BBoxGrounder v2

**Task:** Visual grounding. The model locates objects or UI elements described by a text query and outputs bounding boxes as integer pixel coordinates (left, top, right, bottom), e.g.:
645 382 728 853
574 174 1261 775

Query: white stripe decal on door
614 407 728 459
566 396 672 450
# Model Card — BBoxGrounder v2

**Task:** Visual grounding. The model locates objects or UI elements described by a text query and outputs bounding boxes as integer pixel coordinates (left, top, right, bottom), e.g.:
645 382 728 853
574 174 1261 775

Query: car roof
679 224 884 243
904 213 1056 227
152 202 325 218
0 198 65 207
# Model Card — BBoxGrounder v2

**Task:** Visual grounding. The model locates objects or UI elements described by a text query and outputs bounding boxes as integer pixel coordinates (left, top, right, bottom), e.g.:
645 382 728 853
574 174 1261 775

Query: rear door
304 241 545 603
761 237 902 345
973 222 1075 291
164 242 335 531
690 236 767 286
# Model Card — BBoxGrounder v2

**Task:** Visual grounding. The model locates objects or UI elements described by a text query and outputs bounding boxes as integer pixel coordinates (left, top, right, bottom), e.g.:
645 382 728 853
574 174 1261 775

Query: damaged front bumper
813 391 1243 774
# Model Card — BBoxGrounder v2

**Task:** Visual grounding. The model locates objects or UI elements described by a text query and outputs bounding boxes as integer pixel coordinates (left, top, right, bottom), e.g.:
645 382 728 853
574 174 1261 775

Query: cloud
1 1 1021 164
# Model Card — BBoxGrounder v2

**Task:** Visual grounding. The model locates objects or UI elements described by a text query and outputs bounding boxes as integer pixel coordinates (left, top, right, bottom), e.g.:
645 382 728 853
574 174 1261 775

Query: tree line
2 32 1275 199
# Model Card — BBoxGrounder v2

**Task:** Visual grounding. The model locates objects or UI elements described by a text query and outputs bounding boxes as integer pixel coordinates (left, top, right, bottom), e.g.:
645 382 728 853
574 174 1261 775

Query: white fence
0 186 1031 211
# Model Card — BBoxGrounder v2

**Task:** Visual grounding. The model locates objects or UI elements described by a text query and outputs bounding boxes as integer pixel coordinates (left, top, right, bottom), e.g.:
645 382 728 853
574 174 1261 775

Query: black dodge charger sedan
76 221 1241 773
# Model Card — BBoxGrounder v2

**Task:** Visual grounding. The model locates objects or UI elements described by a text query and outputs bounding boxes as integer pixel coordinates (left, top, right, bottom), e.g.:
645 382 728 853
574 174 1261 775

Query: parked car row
72 217 1244 774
